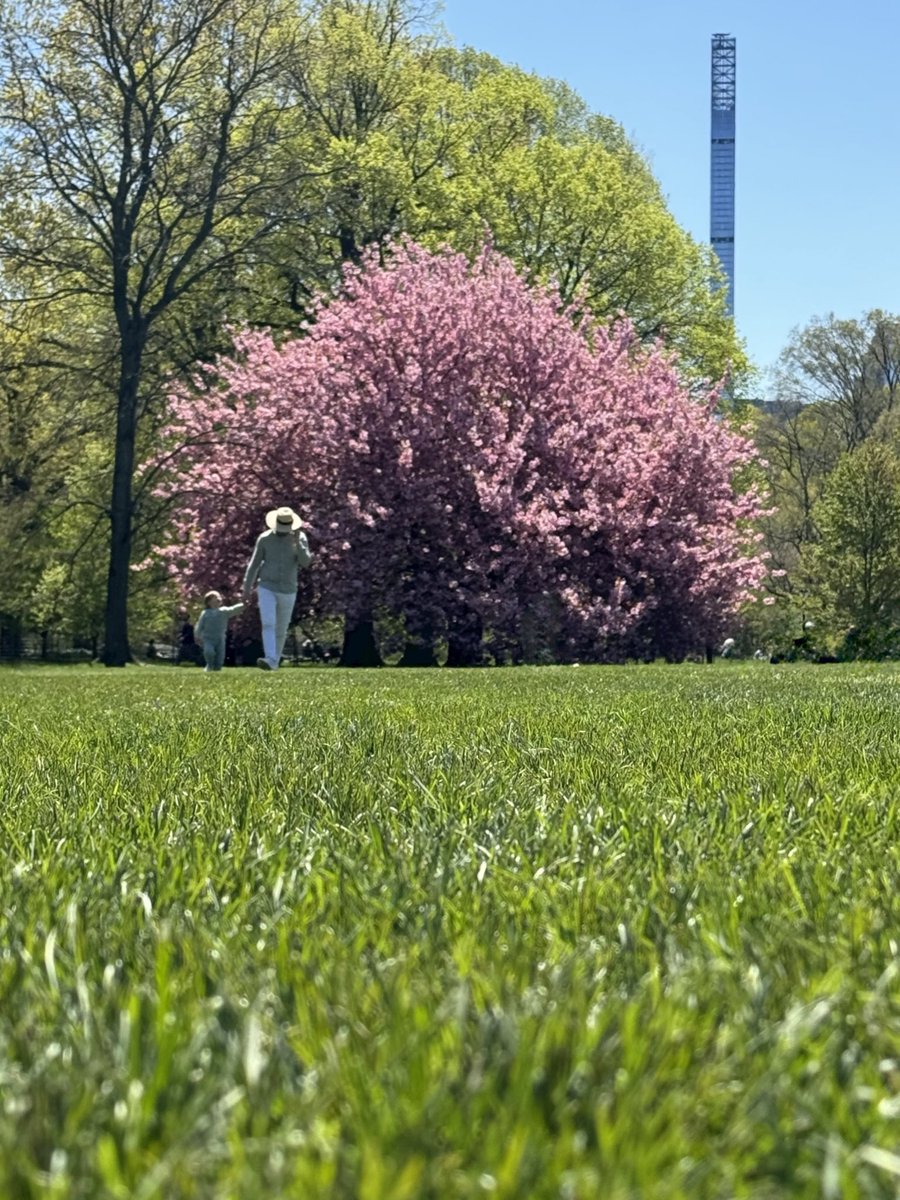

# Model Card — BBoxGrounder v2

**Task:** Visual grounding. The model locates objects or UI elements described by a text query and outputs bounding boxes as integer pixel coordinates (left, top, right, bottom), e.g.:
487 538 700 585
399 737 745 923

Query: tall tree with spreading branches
0 0 303 663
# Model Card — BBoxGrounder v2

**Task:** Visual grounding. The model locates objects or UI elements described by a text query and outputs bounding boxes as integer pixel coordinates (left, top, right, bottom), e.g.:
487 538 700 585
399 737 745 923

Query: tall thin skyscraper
710 34 736 317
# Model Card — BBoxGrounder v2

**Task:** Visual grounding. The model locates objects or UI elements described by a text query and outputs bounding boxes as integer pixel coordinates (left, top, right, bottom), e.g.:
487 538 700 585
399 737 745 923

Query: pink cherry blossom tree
148 240 768 664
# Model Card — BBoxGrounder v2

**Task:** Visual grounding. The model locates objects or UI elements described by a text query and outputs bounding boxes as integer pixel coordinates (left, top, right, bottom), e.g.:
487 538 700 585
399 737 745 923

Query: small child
195 591 245 672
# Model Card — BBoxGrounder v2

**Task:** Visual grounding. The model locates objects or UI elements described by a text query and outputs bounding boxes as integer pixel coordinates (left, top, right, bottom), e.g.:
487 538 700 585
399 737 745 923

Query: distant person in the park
242 506 312 671
195 591 245 673
176 612 202 665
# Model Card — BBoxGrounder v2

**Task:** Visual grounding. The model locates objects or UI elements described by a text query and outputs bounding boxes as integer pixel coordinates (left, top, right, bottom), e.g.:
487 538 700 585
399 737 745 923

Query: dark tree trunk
338 224 361 264
102 330 144 666
397 640 439 667
0 620 22 659
445 608 484 668
340 613 383 667
397 613 439 667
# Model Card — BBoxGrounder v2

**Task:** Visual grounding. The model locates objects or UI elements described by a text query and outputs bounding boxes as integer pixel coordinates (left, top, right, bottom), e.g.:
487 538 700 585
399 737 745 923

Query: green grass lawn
2 662 900 1198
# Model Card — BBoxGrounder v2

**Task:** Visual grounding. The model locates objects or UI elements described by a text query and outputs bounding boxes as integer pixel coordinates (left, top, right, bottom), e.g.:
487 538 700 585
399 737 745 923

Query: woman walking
242 506 312 670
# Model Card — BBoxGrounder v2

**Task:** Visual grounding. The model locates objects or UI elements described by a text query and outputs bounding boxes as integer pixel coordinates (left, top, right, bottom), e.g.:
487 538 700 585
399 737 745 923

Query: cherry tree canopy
150 241 768 662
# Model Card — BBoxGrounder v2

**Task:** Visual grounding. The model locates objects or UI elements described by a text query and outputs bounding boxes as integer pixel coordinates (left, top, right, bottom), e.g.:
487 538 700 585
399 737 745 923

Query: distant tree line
744 309 900 658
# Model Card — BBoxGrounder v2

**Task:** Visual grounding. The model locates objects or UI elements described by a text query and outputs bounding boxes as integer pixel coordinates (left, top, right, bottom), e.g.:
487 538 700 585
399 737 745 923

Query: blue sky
439 0 900 389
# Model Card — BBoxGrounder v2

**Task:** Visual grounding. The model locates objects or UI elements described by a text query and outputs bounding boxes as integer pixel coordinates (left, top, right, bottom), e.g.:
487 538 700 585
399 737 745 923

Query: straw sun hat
265 506 302 532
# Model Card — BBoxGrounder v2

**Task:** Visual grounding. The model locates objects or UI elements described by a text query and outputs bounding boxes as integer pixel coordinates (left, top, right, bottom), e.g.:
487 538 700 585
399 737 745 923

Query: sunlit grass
2 662 900 1198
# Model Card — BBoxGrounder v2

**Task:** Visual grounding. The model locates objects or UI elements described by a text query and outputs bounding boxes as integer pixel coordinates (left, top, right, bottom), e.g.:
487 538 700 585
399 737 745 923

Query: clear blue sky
439 0 900 388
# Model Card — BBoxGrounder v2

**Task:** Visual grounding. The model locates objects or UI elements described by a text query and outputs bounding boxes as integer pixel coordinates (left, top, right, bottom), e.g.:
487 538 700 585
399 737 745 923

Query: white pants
257 587 296 668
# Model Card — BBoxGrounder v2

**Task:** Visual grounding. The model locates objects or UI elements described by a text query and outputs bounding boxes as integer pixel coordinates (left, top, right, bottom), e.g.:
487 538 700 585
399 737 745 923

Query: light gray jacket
243 530 312 594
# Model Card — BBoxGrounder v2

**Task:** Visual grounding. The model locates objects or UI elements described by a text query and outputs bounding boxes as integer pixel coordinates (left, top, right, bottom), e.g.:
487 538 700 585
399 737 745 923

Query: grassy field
2 662 900 1198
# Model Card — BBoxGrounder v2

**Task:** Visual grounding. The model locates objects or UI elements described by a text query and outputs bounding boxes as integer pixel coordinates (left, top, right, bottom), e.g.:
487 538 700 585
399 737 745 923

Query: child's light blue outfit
195 603 244 671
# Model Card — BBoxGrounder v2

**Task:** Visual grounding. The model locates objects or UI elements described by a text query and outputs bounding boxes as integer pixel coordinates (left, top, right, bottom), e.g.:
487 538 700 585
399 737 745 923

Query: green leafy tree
264 6 745 384
0 297 103 626
0 0 303 663
752 400 842 603
810 441 900 633
752 310 900 624
774 311 900 453
460 128 740 384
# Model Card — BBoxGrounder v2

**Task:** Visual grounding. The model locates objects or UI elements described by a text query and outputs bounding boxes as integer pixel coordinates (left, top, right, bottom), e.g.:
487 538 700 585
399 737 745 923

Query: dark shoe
257 657 273 670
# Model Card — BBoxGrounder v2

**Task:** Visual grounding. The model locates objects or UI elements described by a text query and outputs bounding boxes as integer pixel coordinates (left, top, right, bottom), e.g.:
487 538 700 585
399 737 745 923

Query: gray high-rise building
710 34 736 317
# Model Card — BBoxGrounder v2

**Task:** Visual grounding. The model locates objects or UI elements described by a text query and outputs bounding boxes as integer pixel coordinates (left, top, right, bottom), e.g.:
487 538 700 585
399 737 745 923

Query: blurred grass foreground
2 663 900 1198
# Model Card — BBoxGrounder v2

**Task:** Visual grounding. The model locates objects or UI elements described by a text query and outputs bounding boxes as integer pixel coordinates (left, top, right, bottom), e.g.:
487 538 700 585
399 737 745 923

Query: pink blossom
147 240 768 659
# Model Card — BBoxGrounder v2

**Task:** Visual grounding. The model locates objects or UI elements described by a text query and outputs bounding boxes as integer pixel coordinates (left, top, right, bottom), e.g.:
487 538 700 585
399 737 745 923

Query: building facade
710 34 736 317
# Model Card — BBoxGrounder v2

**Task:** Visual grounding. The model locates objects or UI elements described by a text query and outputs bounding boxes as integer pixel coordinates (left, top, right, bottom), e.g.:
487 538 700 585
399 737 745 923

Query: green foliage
0 302 106 622
776 312 900 453
0 0 306 660
810 440 900 632
755 311 900 638
3 664 900 1196
460 131 741 384
261 9 746 384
